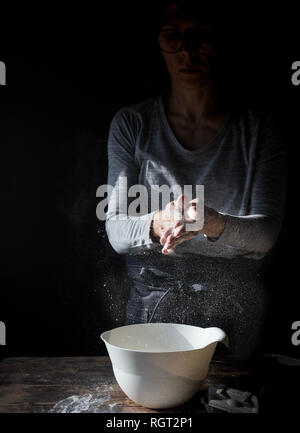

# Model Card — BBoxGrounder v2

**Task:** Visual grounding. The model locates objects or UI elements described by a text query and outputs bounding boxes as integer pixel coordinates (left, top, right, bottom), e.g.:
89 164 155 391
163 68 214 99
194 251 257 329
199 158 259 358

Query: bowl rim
100 322 228 354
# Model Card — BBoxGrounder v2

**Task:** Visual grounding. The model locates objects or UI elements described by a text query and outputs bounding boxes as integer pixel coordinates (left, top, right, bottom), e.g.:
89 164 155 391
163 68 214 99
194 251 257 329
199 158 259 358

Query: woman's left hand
160 196 226 254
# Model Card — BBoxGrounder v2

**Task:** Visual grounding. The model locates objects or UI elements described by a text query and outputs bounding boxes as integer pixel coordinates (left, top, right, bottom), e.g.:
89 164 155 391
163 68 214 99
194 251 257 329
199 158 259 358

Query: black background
0 4 298 360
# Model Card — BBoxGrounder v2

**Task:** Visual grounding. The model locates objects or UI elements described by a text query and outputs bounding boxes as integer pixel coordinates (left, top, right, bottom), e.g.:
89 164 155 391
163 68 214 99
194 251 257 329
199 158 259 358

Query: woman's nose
180 47 201 61
181 39 200 57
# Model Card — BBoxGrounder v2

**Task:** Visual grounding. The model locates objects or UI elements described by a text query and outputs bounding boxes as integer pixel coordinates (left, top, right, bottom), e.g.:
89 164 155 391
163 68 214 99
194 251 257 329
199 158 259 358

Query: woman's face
158 10 216 89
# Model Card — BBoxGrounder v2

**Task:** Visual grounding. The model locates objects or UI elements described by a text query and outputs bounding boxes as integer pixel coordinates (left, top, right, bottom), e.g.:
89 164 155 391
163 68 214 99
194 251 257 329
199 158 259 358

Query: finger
162 234 181 253
189 198 205 220
160 218 192 247
162 231 198 254
186 204 197 221
163 200 175 220
162 244 174 255
160 227 173 245
164 224 186 246
171 229 197 243
162 234 175 253
163 230 198 251
161 249 174 255
162 233 176 250
162 237 180 252
174 220 182 228
173 224 185 238
175 194 185 211
162 244 175 254
161 235 174 254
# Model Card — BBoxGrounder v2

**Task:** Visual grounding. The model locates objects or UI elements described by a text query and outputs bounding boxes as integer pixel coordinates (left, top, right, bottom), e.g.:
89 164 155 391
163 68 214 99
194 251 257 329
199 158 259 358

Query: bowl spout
204 327 229 348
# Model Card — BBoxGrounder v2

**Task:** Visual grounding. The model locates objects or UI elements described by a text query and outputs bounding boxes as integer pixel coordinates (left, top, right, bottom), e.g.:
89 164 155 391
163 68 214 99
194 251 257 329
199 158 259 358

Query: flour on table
50 392 118 413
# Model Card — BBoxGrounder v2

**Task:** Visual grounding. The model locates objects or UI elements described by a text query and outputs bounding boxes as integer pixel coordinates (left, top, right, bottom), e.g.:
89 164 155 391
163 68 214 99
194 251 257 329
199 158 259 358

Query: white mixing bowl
101 322 228 409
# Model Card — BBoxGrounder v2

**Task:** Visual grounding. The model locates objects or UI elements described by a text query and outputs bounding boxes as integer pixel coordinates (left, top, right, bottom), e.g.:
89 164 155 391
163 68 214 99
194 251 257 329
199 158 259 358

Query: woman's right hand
151 195 199 254
151 195 184 240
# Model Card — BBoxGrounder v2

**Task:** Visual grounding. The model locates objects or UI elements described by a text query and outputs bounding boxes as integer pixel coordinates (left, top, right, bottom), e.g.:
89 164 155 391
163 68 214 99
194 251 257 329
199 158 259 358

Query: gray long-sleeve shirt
105 91 288 261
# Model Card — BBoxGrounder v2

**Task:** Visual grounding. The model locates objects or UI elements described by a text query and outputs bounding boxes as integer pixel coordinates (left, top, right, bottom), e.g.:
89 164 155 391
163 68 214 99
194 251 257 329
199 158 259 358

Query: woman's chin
177 71 208 86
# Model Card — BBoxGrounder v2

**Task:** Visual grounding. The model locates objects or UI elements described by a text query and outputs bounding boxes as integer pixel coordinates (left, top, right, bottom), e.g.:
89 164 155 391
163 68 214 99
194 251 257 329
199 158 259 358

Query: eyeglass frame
158 27 216 55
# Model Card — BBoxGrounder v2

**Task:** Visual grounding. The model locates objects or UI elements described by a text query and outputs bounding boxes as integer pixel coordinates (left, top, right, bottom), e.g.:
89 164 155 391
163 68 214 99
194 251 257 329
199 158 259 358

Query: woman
105 1 288 363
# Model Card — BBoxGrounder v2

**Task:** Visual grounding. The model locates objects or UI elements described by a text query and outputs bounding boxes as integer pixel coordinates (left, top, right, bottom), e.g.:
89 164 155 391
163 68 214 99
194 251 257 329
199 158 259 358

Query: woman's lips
179 68 204 74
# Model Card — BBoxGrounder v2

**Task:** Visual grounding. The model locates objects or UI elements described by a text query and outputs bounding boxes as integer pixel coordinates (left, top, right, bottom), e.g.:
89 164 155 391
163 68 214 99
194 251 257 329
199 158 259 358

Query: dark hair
154 1 217 34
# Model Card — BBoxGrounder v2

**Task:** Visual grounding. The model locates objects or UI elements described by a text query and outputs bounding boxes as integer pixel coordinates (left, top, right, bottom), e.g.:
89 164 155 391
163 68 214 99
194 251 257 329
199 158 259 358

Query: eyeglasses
158 28 216 55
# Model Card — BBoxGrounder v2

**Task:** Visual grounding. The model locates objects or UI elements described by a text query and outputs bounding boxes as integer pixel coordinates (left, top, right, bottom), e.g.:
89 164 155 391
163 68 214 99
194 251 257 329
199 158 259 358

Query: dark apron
124 253 267 363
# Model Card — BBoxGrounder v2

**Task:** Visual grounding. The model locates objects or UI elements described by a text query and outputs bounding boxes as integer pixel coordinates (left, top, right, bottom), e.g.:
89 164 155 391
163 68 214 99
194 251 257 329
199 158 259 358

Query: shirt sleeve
105 108 158 255
213 111 288 256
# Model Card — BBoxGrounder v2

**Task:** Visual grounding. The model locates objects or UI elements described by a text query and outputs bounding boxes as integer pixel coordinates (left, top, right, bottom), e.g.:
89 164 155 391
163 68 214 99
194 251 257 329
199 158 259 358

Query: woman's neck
165 83 224 123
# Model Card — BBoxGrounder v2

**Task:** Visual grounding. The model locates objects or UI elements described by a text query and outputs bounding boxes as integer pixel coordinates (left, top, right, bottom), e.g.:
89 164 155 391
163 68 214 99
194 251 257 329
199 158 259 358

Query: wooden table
0 356 251 413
